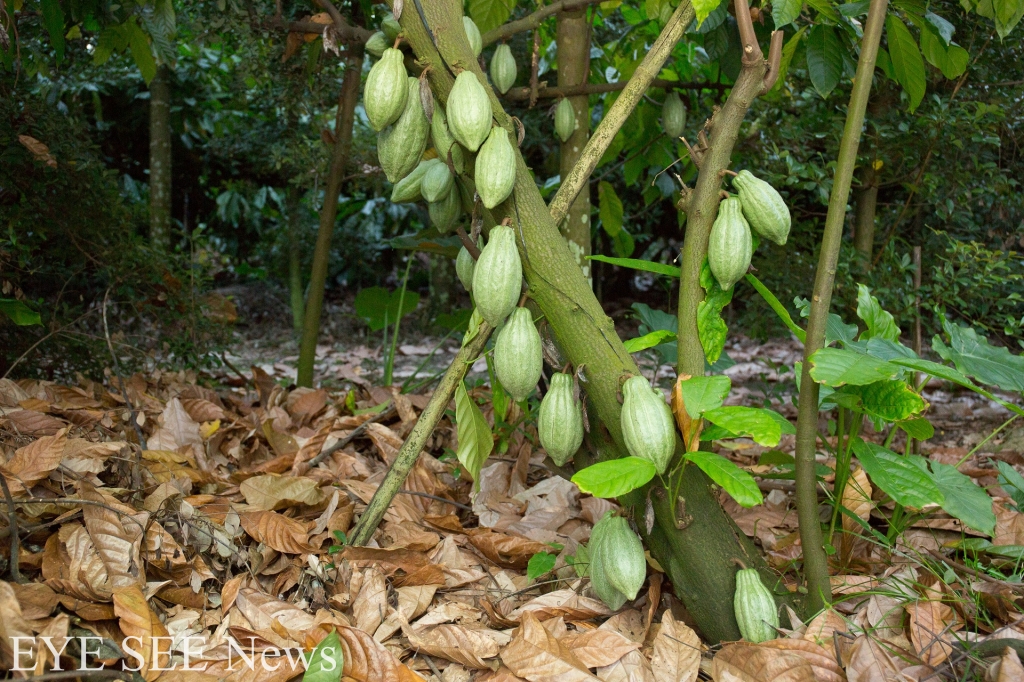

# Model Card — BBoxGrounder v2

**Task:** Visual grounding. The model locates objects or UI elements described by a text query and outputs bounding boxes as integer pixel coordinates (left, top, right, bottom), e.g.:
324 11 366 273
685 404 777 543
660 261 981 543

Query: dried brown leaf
149 397 203 451
563 628 641 668
905 600 957 666
0 580 35 670
354 568 388 635
671 374 702 452
710 642 816 682
803 608 849 647
405 622 501 669
596 649 655 682
113 585 171 680
233 586 316 635
11 581 58 620
18 134 58 167
239 511 315 554
500 613 599 681
650 611 700 682
510 588 614 621
991 646 1024 682
845 636 906 682
79 480 147 589
759 639 844 682
240 474 325 510
1 427 68 494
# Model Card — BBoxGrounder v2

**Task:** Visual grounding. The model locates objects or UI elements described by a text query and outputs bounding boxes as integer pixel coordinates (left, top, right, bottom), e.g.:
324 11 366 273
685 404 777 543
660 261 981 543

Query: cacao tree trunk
556 8 593 279
853 164 878 262
286 187 305 338
296 47 364 387
149 65 172 251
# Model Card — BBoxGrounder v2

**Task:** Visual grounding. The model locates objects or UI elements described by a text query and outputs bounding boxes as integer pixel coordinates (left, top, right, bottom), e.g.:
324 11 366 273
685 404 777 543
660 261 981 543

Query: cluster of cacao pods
707 172 791 290
620 375 676 474
733 568 779 642
587 513 646 610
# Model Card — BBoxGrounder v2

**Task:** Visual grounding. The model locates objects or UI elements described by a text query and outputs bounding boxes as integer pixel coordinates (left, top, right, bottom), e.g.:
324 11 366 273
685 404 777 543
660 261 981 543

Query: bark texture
853 164 878 261
149 65 172 251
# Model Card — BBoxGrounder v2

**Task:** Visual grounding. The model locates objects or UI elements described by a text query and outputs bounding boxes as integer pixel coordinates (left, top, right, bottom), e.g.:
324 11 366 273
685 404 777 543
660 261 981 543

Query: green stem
956 415 1019 468
792 0 890 613
745 274 806 343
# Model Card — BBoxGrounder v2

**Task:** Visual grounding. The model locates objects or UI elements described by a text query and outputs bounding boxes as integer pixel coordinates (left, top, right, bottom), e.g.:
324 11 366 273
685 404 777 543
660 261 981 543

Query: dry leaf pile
1 369 1023 681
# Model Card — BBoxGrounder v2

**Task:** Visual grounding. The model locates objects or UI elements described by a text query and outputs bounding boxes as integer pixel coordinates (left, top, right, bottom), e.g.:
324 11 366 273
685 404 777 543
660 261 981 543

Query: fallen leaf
500 612 599 681
759 639 843 682
905 599 957 666
1 427 68 494
354 568 388 635
239 474 326 510
562 628 641 668
405 622 501 669
990 646 1024 682
650 611 700 682
710 642 816 681
845 636 905 682
239 511 315 554
79 480 147 589
114 585 171 680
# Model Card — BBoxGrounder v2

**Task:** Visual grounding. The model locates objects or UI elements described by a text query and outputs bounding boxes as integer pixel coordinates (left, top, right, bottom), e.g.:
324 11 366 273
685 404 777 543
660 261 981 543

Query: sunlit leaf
685 452 763 507
572 457 658 498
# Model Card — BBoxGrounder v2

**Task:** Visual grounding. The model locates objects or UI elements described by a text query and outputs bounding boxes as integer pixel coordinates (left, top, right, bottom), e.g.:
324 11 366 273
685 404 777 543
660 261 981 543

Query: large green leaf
41 0 66 63
856 284 901 341
809 348 900 387
572 457 658 498
697 260 732 364
455 382 493 484
686 452 763 507
302 629 344 682
886 16 926 112
996 461 1024 509
586 256 680 278
849 380 928 422
468 0 517 33
598 181 624 236
354 286 420 332
693 0 727 26
702 406 787 447
928 460 996 535
898 417 934 441
920 31 969 78
0 299 41 326
747 274 806 343
773 0 803 27
676 375 732 418
126 18 157 84
933 321 1024 392
852 438 944 509
806 24 844 98
624 329 677 353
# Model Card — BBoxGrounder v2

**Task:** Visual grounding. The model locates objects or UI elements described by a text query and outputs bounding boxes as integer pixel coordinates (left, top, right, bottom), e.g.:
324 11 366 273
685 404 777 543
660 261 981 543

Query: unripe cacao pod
381 12 402 42
463 16 483 57
662 91 686 139
431 107 465 174
538 372 583 466
734 569 779 643
377 78 430 183
589 513 646 611
621 375 675 475
364 48 409 132
447 71 493 153
707 196 753 290
494 307 542 402
555 98 575 143
390 158 439 203
456 240 479 292
365 31 389 58
471 225 521 327
490 44 517 94
475 127 516 209
732 170 791 246
421 161 455 203
428 184 462 234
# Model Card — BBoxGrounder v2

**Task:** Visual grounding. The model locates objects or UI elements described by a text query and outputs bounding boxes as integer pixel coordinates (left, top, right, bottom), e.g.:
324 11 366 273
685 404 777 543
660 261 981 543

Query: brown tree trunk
286 187 305 338
149 65 172 250
853 164 878 262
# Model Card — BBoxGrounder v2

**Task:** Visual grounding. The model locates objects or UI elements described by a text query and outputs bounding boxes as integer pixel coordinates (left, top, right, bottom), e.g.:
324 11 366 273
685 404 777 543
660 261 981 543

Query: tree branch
481 0 605 47
502 78 728 101
760 30 784 94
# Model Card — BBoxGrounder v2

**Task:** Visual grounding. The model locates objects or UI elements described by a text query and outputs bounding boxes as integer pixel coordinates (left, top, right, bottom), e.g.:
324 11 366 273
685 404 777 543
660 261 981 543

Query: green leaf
624 329 677 353
302 629 343 682
676 375 732 418
693 0 727 27
126 19 157 84
468 0 517 33
611 229 635 258
920 31 968 79
933 321 1024 392
0 299 41 326
685 452 763 507
41 0 66 63
807 24 844 98
856 284 901 341
886 16 926 112
702 406 786 447
585 256 680 277
809 348 900 387
929 461 996 535
697 260 732 364
526 551 556 580
598 181 624 236
632 303 679 365
898 417 934 441
924 11 955 43
806 0 844 22
572 457 658 498
852 438 944 509
996 461 1024 509
773 0 803 27
848 380 928 422
888 357 974 389
455 382 493 484
355 286 421 332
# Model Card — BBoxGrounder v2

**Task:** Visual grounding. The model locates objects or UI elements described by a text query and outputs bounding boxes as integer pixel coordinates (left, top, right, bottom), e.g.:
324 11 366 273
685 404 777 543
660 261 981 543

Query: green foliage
455 381 493 485
571 457 658 498
302 630 344 682
354 285 421 333
526 551 556 580
685 451 763 507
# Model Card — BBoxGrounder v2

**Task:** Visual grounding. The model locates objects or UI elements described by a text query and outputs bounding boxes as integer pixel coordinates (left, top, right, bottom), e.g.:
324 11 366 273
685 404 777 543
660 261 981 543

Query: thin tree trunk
853 164 878 262
556 8 593 279
296 48 364 387
287 187 304 338
793 0 890 613
149 65 172 250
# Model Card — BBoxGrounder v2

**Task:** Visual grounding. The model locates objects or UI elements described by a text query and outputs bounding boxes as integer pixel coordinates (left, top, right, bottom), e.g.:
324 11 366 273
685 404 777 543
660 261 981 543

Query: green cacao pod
707 196 753 290
447 71 493 153
463 16 483 57
377 78 430 183
381 12 402 41
662 91 686 139
537 372 583 466
456 241 479 292
589 513 646 611
390 158 439 203
364 48 408 132
494 307 543 402
365 31 389 58
421 161 455 203
428 184 462 234
734 569 779 643
471 225 522 327
555 98 575 143
732 170 791 246
431 107 465 174
490 44 517 94
620 375 675 475
475 127 516 209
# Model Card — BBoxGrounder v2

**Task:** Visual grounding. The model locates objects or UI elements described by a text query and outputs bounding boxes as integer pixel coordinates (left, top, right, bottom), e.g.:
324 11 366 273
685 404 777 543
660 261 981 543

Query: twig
12 670 133 681
102 290 148 451
481 0 605 46
501 78 727 101
455 225 482 260
0 473 24 583
219 352 252 386
925 548 1024 592
307 405 398 468
529 28 540 108
760 30 784 93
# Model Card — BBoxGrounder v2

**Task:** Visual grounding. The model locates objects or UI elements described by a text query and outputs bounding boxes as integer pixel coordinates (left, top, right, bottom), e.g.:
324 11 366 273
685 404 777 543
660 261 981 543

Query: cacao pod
456 240 479 292
364 48 409 132
431 107 465 174
734 568 779 643
463 16 483 57
390 158 440 203
490 43 517 94
381 12 402 41
537 372 583 466
555 98 575 143
475 127 516 209
428 184 462 234
662 91 686 139
494 307 543 402
377 78 430 183
707 196 752 290
447 71 493 153
732 170 791 245
620 375 675 474
589 513 646 611
471 224 522 327
421 161 454 203
365 31 388 58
